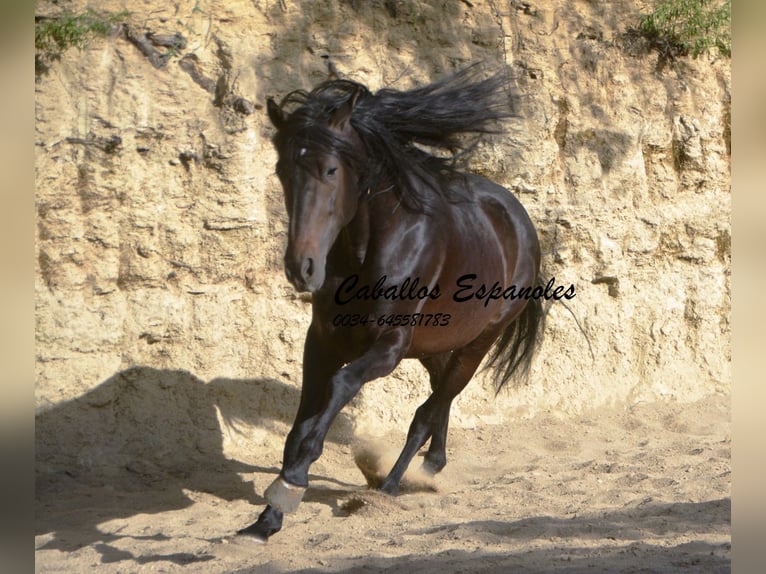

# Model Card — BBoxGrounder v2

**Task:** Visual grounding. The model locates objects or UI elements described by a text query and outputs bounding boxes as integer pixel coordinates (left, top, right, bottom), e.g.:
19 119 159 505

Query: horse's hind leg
380 343 492 495
420 354 451 475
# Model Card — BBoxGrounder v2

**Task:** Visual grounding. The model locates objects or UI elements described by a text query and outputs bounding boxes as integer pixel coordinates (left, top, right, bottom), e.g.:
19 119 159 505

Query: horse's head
267 86 366 293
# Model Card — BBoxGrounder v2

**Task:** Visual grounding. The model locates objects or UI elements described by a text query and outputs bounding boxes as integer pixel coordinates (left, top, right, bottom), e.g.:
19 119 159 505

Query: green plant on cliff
638 0 731 59
35 9 130 74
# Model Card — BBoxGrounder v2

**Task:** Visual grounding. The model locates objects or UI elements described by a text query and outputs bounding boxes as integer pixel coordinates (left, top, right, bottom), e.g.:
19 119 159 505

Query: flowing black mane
271 65 517 213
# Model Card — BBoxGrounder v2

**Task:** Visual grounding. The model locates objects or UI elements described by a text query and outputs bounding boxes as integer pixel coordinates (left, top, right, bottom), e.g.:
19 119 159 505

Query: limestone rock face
35 0 729 466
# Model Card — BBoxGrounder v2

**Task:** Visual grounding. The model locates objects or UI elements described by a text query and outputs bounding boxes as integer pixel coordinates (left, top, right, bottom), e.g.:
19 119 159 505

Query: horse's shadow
35 366 357 560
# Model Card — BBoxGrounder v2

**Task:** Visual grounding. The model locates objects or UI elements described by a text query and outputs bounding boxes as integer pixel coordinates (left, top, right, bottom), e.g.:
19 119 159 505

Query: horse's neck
335 189 417 269
338 195 371 267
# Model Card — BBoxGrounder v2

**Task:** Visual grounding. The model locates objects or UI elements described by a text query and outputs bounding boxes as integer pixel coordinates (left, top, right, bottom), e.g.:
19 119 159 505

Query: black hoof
378 480 399 496
421 458 446 477
236 523 269 544
237 505 283 543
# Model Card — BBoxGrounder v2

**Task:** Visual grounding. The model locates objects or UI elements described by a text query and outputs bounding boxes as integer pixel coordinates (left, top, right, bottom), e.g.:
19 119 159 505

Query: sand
35 394 729 573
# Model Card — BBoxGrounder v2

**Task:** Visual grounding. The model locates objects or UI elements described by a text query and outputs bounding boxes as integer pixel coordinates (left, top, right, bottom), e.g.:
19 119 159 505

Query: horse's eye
326 167 338 177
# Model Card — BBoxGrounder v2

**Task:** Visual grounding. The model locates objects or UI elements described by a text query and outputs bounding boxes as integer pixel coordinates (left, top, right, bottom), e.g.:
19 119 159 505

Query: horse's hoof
421 459 445 477
237 505 283 542
236 524 269 544
264 476 306 513
378 480 400 497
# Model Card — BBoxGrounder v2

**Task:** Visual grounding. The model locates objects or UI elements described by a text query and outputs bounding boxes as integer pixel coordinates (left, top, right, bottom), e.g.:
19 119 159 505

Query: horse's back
442 173 540 278
401 174 539 355
461 174 538 243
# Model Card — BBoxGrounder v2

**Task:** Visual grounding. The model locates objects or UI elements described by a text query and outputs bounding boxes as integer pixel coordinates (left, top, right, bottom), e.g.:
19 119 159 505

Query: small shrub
35 9 130 73
638 0 731 59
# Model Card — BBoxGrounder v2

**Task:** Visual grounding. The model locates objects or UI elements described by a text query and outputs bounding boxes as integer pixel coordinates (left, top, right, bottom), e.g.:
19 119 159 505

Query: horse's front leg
279 328 411 489
238 323 342 542
240 327 411 541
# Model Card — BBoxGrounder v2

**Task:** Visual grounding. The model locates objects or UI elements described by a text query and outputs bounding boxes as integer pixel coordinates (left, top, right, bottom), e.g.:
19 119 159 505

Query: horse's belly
407 294 507 356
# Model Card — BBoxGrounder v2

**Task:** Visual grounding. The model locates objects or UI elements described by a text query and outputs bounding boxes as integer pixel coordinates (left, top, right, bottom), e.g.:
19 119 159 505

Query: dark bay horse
238 67 545 542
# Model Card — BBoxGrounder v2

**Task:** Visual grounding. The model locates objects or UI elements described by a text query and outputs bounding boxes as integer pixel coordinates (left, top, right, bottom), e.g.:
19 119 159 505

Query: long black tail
484 276 548 393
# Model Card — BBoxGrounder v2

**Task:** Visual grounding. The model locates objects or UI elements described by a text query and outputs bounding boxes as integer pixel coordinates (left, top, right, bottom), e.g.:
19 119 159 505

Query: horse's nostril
303 257 314 279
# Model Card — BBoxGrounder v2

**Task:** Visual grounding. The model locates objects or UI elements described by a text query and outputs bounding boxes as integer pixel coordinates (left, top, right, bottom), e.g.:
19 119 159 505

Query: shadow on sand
35 366 356 564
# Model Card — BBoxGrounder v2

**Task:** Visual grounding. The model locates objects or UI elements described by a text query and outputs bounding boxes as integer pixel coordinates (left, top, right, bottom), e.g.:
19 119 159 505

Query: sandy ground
35 394 730 573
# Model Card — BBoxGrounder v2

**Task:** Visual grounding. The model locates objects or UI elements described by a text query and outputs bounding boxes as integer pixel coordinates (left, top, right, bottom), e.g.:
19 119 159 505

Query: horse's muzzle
285 254 324 293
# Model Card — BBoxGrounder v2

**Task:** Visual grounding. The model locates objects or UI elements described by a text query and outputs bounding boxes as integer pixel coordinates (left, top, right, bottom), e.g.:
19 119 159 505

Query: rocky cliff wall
35 0 730 464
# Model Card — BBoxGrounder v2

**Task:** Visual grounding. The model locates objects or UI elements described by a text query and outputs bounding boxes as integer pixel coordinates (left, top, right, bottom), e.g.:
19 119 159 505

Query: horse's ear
349 86 363 110
330 86 363 129
267 98 285 130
